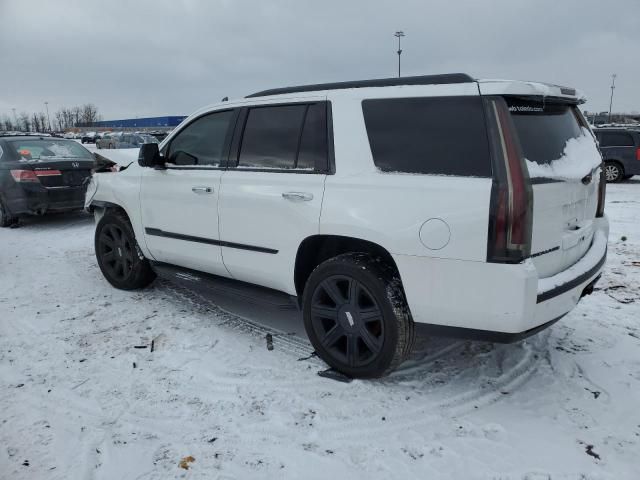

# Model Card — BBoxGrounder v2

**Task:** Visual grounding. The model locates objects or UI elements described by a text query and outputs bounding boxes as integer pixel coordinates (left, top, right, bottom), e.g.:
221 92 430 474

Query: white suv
86 73 609 378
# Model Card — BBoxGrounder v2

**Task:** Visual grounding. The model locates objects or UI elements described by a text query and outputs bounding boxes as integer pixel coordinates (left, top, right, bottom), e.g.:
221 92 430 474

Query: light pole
608 74 617 123
44 101 51 132
394 31 405 78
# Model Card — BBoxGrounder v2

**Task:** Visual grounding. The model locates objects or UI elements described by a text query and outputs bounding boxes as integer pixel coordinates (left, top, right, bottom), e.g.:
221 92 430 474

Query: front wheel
95 212 156 290
302 253 414 378
604 162 623 183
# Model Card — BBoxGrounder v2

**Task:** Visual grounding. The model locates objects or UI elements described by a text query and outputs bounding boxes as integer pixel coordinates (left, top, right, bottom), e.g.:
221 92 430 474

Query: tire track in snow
309 335 548 441
160 278 548 440
158 281 318 362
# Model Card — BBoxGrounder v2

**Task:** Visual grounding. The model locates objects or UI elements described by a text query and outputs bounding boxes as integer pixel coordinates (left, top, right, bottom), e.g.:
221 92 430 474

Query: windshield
507 98 583 165
9 139 93 160
141 135 159 143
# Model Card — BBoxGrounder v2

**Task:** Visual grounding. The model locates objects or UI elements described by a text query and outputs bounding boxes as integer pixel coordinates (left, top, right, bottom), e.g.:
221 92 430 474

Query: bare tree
80 103 100 126
1 115 14 131
31 113 41 132
72 106 81 128
39 112 48 131
18 112 31 132
55 111 64 131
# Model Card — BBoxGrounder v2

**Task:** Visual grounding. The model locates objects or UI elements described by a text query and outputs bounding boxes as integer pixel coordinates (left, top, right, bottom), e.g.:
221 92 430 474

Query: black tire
95 211 156 290
0 198 17 228
604 162 623 183
302 253 415 378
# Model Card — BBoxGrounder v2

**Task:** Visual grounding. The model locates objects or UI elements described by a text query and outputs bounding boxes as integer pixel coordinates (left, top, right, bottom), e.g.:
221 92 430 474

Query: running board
150 261 299 311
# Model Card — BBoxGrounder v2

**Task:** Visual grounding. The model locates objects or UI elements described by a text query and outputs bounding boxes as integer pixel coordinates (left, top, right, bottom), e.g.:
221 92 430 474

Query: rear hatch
506 97 602 278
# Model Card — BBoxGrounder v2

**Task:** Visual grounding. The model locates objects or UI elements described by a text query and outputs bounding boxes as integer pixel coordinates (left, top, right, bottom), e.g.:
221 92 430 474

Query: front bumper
394 215 609 341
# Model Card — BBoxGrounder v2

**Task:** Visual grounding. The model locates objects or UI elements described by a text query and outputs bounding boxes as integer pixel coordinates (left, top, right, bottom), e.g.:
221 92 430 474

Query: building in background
93 115 187 131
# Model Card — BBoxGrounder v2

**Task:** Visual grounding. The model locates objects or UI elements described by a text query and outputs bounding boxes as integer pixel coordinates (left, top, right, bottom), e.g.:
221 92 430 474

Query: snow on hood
525 128 602 180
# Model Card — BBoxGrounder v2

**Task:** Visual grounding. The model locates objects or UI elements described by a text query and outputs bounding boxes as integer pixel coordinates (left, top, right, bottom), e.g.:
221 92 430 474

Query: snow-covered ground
1 181 639 479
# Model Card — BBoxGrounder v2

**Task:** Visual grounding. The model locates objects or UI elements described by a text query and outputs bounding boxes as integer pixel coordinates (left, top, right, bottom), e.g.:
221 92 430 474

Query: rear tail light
636 147 640 161
484 97 533 263
596 164 606 217
10 170 39 182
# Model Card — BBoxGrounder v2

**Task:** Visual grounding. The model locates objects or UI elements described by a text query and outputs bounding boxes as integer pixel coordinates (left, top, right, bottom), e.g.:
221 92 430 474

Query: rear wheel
604 162 623 183
95 212 156 290
302 253 414 378
0 198 17 228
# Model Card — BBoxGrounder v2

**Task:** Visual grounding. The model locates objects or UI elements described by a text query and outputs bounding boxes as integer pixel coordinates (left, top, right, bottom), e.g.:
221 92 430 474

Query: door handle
282 192 313 201
192 186 213 194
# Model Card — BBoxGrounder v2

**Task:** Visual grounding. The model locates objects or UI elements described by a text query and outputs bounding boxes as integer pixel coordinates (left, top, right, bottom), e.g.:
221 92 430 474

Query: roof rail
246 73 475 98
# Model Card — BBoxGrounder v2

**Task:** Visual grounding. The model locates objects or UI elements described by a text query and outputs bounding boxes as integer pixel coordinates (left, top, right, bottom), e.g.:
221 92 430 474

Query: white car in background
86 74 609 378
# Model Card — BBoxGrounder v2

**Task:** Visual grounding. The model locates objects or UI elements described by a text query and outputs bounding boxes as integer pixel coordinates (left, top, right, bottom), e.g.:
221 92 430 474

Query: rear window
362 97 491 177
597 131 635 147
507 99 583 164
8 139 92 160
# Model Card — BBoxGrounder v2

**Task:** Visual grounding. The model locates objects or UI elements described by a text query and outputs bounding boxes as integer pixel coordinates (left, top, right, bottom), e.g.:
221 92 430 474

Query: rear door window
361 97 491 176
598 131 634 147
296 103 328 170
237 103 327 171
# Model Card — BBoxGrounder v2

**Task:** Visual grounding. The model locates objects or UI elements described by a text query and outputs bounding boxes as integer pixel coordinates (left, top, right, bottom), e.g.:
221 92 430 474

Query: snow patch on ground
526 128 602 180
1 182 639 479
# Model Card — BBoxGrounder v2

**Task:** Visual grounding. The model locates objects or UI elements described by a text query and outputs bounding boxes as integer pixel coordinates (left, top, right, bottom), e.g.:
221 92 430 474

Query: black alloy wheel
97 223 135 283
95 212 156 290
303 253 414 378
310 275 385 368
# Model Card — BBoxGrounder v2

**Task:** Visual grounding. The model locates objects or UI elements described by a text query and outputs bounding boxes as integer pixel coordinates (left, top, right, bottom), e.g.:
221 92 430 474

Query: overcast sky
0 0 636 122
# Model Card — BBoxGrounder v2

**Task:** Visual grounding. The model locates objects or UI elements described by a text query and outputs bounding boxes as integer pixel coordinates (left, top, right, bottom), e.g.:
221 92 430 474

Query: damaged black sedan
0 135 94 227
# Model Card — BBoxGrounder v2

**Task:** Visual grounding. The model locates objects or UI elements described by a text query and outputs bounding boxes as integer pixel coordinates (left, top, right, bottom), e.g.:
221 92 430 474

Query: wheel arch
294 234 400 299
90 200 129 222
604 158 625 171
92 199 154 260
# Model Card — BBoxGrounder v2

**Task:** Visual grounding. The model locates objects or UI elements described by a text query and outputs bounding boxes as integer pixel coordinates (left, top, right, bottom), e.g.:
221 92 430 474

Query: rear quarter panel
321 88 492 261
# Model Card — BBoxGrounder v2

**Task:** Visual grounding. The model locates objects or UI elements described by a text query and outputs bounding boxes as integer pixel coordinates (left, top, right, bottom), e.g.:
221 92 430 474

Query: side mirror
138 143 164 168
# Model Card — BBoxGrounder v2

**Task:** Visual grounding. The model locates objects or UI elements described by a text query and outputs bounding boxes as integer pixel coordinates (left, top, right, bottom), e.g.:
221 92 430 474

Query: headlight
84 175 98 209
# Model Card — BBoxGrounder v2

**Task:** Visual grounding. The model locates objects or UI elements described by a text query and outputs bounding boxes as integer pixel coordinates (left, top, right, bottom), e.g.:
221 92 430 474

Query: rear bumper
5 184 87 215
394 215 609 340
